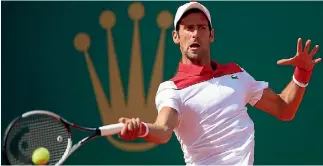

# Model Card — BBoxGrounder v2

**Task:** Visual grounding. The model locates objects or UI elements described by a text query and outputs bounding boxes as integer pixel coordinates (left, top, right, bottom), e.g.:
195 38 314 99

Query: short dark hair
175 8 212 31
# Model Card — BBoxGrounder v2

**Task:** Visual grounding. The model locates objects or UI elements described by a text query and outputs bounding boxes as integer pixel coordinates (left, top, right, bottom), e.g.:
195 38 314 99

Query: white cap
174 2 212 30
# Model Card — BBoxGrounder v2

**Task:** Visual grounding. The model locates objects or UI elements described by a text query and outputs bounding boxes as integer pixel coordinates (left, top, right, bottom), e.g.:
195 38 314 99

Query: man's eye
200 26 207 30
187 25 194 30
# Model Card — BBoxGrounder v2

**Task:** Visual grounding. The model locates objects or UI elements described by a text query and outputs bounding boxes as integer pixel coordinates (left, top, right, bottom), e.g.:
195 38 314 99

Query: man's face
173 12 214 60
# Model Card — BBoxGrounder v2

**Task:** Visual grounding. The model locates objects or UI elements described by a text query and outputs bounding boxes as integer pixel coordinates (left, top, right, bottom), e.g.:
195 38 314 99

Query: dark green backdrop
2 1 323 165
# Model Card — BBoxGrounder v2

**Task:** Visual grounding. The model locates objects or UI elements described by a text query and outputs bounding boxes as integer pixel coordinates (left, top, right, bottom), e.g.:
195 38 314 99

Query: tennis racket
2 110 125 165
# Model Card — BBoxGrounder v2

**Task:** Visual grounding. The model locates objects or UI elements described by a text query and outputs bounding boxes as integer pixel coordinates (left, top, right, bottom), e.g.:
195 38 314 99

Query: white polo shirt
155 61 268 165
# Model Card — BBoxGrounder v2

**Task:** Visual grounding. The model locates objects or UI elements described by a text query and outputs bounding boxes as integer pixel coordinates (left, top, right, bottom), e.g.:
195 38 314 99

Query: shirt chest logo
231 75 238 79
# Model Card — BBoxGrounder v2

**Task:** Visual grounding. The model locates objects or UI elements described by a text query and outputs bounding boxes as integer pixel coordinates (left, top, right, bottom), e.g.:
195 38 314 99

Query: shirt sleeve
241 68 269 106
155 81 181 114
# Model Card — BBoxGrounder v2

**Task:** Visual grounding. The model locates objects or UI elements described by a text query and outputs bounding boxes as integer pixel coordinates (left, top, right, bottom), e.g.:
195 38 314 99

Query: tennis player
118 2 321 165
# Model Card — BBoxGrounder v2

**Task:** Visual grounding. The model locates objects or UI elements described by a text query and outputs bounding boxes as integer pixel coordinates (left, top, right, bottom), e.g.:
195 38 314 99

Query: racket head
2 110 72 165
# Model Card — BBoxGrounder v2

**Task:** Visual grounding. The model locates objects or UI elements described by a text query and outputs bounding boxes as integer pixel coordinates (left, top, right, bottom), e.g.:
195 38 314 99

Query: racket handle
99 123 124 136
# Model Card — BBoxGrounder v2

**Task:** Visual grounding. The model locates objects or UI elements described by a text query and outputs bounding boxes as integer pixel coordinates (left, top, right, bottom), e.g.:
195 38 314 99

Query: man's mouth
190 43 200 49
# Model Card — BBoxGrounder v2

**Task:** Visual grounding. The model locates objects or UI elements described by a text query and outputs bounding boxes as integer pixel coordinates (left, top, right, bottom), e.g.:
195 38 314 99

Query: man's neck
181 56 211 66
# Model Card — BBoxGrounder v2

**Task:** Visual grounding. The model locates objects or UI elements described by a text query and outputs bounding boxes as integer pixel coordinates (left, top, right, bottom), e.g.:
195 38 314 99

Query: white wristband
293 75 308 88
139 122 149 138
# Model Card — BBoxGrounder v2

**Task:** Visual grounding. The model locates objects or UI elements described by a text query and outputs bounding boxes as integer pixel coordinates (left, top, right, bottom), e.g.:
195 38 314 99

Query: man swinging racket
117 2 321 165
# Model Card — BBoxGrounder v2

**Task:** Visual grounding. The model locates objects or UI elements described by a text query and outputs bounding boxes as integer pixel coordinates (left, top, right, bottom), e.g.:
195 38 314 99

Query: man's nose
192 29 199 38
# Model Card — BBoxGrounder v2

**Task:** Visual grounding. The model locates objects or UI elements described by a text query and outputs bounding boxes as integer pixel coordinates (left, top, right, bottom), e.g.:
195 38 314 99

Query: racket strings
5 115 70 165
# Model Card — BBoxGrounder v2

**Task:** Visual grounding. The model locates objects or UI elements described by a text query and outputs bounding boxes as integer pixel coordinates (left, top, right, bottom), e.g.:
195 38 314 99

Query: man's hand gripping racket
2 110 127 165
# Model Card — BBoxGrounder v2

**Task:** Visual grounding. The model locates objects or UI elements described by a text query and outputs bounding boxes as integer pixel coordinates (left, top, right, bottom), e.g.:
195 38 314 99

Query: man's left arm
254 80 305 121
253 38 321 121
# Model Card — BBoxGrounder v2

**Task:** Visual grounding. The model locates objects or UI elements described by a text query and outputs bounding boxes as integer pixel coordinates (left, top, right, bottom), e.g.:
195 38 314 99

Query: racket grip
99 123 124 136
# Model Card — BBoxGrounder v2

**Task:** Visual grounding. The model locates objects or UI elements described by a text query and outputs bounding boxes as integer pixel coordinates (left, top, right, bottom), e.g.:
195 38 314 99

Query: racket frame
2 110 124 166
2 116 22 165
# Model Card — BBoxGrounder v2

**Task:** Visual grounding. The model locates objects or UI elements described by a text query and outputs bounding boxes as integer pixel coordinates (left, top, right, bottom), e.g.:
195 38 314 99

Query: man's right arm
118 106 179 144
143 106 179 144
118 81 181 144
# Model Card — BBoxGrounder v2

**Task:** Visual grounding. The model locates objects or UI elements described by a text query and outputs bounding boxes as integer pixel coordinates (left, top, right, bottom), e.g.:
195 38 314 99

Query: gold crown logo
73 2 173 152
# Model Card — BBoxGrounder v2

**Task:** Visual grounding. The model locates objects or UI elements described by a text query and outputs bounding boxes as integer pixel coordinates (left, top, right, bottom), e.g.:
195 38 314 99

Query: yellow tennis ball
32 147 50 165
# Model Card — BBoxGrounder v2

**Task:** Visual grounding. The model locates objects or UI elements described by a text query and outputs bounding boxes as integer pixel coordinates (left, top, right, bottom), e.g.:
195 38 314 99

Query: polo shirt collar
177 60 219 76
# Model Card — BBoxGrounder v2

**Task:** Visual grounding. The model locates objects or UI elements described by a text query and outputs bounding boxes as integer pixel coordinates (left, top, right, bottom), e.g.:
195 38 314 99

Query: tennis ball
32 147 50 165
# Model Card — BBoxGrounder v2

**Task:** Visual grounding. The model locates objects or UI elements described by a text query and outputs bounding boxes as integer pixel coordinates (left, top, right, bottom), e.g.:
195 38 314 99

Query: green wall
2 1 323 165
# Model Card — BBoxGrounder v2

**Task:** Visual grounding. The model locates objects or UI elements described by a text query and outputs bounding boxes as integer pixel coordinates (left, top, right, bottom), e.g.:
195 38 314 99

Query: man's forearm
278 80 306 119
278 65 314 119
140 107 179 144
141 123 173 144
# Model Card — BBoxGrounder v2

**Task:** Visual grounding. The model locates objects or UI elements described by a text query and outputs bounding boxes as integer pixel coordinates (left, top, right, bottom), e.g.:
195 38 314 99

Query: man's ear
210 28 215 43
172 30 180 45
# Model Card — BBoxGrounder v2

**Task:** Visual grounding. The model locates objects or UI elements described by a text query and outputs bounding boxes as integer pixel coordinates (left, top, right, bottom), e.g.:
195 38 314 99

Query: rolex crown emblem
73 2 173 152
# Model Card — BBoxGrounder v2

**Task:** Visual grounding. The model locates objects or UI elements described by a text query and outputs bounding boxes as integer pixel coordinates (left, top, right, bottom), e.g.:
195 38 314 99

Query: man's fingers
128 118 139 139
304 40 311 54
313 58 322 64
297 38 303 53
133 118 139 130
120 122 129 135
132 118 138 137
132 118 140 139
137 118 142 137
118 117 143 141
126 121 133 139
277 58 294 65
136 118 141 124
128 121 134 131
136 118 141 134
118 117 127 123
125 123 135 140
309 45 319 57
